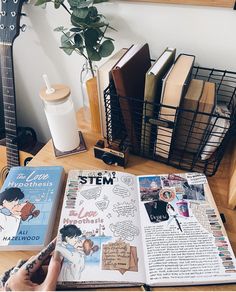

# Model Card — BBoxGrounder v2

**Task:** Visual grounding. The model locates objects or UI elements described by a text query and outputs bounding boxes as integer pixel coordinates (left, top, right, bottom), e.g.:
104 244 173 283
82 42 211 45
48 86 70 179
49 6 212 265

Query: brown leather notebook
112 44 151 152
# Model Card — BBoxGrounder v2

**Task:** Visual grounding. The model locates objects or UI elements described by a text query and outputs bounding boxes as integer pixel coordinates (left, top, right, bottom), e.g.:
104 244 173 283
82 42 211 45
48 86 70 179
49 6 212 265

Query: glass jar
40 84 80 152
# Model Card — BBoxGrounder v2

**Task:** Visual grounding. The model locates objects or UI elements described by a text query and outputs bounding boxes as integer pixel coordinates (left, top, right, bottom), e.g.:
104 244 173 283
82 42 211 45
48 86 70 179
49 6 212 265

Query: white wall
13 1 236 142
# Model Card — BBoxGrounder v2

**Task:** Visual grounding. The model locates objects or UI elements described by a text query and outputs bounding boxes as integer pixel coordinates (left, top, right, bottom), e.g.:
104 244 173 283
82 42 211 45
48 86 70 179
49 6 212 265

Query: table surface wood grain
0 114 236 291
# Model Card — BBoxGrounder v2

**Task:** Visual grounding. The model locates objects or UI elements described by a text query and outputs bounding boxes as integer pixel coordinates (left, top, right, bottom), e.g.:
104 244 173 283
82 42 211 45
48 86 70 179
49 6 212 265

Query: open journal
56 170 236 289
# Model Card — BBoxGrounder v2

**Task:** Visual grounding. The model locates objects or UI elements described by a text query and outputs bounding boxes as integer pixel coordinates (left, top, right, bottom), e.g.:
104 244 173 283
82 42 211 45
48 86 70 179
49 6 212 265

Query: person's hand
1 238 62 291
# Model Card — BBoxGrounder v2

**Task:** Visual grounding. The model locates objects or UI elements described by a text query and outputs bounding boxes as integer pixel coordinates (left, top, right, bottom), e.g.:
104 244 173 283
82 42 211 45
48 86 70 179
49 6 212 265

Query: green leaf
88 6 98 18
54 0 63 9
35 0 50 6
71 14 88 28
61 32 71 44
99 39 114 57
103 36 115 41
77 0 93 8
93 0 108 3
74 33 83 47
70 27 82 32
84 28 99 47
60 46 74 55
86 47 101 61
54 26 67 32
68 0 79 8
72 7 89 19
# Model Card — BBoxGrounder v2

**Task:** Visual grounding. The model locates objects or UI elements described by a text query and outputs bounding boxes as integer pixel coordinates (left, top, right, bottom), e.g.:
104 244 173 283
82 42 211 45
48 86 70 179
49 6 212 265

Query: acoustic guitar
0 0 32 187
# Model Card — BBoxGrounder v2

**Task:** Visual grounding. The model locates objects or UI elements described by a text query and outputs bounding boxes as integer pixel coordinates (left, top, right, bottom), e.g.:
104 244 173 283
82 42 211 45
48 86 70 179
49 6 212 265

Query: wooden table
1 114 236 291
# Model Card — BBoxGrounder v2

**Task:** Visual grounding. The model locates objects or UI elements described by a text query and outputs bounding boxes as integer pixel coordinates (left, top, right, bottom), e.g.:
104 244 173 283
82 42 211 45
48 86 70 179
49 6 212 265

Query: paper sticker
95 196 110 211
102 241 138 274
109 220 139 241
80 186 102 200
186 173 207 185
113 185 131 198
112 200 137 217
102 241 130 271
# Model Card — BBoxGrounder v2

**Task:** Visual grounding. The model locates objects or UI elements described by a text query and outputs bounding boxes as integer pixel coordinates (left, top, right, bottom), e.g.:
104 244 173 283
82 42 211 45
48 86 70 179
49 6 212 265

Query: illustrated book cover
0 166 64 250
56 170 236 288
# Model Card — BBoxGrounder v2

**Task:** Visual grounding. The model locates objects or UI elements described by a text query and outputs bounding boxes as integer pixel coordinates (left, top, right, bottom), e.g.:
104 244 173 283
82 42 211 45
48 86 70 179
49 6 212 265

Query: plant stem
88 58 95 78
61 2 71 14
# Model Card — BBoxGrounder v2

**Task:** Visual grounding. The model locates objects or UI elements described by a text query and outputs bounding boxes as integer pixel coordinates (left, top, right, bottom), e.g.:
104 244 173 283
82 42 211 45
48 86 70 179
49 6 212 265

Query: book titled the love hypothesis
0 166 64 250
56 170 236 288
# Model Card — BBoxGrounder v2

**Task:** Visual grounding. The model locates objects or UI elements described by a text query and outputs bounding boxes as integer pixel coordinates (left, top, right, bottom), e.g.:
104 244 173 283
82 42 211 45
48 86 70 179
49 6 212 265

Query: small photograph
161 174 205 200
144 200 169 223
159 188 176 202
182 183 205 200
138 176 162 201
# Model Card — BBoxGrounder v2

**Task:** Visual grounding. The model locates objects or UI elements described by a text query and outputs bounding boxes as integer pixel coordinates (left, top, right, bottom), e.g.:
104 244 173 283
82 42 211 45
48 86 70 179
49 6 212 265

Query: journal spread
56 170 236 288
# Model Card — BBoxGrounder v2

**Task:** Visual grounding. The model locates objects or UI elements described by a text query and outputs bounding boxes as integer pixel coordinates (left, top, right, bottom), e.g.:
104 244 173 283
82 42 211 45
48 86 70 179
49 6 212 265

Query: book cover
112 44 151 152
56 170 236 289
155 54 195 158
174 79 205 151
183 81 216 154
0 166 64 250
97 48 128 138
141 47 176 155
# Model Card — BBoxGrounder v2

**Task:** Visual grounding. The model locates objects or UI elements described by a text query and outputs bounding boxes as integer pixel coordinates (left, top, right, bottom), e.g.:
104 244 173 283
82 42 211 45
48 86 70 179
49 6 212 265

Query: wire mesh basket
104 66 236 176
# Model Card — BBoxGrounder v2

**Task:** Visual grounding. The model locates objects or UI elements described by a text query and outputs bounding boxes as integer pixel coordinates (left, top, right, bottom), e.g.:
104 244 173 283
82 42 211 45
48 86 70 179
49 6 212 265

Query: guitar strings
1 3 19 171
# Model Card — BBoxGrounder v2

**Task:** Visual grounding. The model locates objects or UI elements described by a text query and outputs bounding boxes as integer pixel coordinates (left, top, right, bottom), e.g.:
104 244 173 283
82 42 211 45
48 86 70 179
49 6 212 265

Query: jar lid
40 84 71 102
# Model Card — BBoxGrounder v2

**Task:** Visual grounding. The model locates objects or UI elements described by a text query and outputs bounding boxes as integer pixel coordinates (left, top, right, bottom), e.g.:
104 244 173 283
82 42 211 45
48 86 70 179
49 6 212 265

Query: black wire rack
104 66 236 176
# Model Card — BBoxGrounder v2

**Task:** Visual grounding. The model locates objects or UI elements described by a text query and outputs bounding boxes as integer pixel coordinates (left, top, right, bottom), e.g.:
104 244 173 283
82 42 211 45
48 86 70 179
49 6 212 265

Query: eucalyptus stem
61 2 71 14
88 58 95 78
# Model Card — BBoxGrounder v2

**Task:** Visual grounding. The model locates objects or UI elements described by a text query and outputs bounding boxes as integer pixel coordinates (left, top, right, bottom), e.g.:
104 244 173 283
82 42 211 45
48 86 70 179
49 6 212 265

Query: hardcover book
174 79 205 151
112 44 151 152
174 80 216 155
141 47 176 155
56 170 236 289
0 166 64 250
97 48 128 138
155 54 195 158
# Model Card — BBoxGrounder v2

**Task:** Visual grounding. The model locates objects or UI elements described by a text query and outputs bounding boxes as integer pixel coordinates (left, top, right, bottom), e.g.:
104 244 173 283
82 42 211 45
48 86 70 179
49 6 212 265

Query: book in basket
56 170 236 288
0 166 64 250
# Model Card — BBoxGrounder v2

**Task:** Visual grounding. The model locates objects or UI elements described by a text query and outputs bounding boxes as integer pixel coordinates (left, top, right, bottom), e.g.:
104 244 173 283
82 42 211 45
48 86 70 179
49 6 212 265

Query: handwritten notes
102 241 130 270
102 241 138 274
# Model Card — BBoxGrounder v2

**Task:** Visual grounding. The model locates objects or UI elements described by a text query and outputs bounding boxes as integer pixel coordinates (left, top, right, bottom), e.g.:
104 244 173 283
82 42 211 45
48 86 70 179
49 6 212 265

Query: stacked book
96 44 231 164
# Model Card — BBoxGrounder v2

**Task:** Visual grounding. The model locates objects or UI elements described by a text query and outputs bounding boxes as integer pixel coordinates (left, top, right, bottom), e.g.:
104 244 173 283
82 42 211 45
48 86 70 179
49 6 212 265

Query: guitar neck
0 44 20 168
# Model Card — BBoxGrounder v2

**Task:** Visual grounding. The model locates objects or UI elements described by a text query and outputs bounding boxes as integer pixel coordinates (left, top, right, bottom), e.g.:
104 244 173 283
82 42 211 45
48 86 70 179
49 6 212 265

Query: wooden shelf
124 0 235 8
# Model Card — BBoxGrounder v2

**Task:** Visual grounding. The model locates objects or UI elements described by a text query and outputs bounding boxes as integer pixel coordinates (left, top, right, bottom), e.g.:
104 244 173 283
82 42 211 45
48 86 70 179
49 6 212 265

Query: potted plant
35 0 115 132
